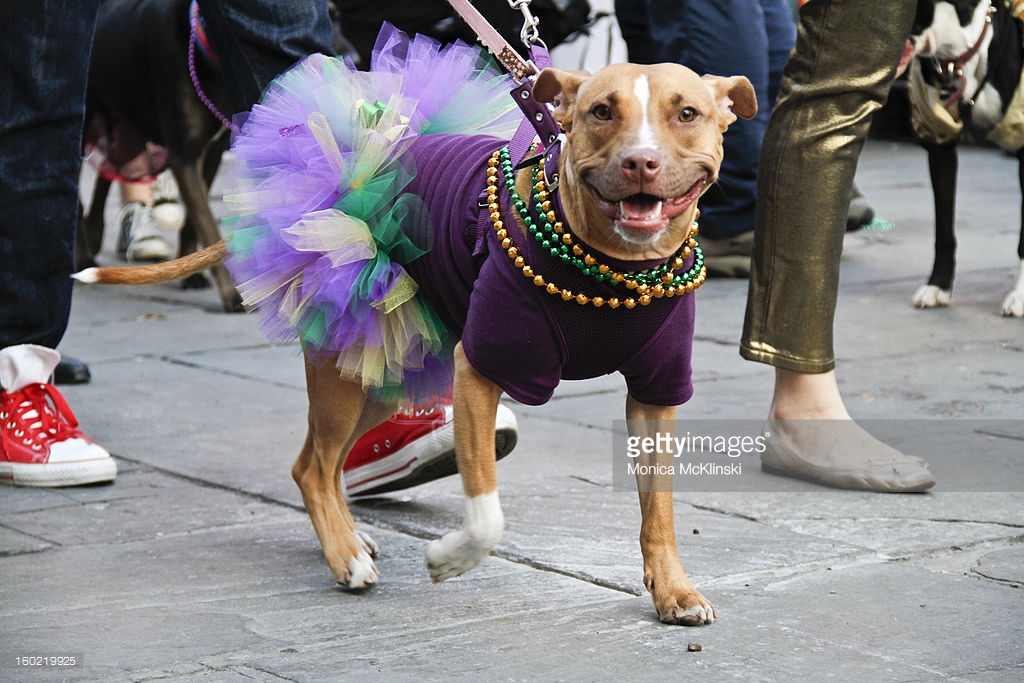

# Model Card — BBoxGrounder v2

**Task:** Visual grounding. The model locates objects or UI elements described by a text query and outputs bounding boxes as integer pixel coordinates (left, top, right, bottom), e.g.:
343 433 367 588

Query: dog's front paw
425 530 493 583
913 284 951 308
334 549 378 590
1001 290 1024 317
645 573 716 626
650 586 717 626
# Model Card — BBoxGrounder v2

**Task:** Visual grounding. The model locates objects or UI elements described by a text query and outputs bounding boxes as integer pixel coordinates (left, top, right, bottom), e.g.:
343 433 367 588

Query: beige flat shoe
761 417 936 492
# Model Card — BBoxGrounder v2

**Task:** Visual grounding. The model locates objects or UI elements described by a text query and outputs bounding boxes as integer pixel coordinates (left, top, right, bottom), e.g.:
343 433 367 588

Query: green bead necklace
486 146 706 309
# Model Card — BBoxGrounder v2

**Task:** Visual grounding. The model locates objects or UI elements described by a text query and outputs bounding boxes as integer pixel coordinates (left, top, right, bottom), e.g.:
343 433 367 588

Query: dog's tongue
619 194 664 223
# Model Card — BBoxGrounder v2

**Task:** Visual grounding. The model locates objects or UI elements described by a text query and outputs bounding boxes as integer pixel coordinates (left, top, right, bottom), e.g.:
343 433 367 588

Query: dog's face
911 0 990 58
533 63 756 260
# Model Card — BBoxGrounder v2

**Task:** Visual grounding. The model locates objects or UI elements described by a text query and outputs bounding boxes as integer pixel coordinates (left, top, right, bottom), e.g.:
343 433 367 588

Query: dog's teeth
619 199 663 220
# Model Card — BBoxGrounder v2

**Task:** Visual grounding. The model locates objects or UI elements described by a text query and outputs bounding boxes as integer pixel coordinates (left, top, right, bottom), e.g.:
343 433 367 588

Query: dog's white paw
913 284 951 308
1002 290 1024 317
425 491 504 582
1003 262 1024 316
355 529 379 558
336 549 378 590
425 530 493 582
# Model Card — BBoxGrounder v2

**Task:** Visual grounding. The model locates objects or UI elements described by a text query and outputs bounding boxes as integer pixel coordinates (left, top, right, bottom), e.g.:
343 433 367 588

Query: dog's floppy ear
533 67 591 131
701 75 758 129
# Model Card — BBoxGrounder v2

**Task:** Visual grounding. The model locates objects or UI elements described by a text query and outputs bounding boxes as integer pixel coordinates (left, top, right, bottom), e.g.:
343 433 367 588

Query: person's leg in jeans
0 0 116 486
614 0 660 65
196 0 334 115
741 0 934 491
0 0 102 349
644 0 795 276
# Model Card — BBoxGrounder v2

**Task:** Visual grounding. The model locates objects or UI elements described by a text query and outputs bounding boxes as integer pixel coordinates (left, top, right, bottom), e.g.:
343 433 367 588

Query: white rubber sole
0 456 117 487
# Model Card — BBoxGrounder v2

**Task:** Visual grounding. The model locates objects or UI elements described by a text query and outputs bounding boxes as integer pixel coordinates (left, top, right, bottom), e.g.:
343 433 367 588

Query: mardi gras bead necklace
485 146 706 309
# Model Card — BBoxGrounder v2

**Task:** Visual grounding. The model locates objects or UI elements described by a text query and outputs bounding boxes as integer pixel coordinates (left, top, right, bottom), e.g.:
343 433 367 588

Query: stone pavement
2 137 1024 681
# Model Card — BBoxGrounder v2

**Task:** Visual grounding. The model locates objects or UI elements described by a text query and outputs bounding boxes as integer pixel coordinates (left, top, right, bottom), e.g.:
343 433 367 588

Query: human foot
761 417 935 492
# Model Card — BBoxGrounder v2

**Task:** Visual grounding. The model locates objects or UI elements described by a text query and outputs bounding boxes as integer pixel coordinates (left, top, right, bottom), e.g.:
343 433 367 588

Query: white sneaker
116 201 172 262
151 170 186 231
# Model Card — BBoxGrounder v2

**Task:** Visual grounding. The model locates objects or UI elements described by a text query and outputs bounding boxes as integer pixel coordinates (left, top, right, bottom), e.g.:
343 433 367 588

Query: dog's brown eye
679 107 698 122
592 104 612 121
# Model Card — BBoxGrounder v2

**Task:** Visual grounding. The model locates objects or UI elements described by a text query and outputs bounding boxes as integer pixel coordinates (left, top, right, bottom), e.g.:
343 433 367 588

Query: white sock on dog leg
425 491 504 582
463 491 504 548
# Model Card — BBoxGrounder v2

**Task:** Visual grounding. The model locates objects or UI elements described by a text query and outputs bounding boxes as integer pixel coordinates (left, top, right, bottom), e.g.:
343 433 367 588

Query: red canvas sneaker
0 345 115 488
343 399 518 497
1 382 116 487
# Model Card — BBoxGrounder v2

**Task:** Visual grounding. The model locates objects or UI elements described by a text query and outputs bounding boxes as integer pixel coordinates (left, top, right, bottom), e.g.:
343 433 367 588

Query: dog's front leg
627 395 716 625
914 141 958 308
1002 147 1024 316
426 342 504 582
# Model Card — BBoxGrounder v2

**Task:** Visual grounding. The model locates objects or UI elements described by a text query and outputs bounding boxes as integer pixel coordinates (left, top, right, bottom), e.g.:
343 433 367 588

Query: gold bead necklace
485 146 707 309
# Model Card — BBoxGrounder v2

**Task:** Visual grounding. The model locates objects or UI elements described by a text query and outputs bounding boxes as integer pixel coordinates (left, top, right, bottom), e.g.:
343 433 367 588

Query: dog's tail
73 240 228 285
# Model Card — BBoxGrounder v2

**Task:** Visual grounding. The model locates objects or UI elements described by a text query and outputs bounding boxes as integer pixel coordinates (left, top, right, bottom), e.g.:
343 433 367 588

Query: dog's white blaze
633 74 659 150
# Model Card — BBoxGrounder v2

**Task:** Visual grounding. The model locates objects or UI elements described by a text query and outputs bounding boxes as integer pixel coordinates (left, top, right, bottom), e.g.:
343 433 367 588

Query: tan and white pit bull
77 62 756 626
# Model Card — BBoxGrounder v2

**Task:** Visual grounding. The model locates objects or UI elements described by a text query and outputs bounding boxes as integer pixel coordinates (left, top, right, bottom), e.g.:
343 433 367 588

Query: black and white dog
909 0 1024 316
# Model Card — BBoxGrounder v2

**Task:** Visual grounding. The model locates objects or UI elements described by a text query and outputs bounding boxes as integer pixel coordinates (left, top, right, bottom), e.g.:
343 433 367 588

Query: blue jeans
0 0 102 350
0 0 332 351
197 0 334 114
618 0 796 240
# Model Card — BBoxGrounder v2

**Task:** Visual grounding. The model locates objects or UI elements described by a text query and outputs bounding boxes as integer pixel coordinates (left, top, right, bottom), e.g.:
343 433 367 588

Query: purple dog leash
188 0 238 133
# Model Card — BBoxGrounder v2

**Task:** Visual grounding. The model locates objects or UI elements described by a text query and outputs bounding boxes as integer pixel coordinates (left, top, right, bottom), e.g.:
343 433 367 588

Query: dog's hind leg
1001 147 1024 316
914 141 958 308
177 132 229 291
628 396 716 626
425 342 505 582
169 155 243 311
294 355 395 589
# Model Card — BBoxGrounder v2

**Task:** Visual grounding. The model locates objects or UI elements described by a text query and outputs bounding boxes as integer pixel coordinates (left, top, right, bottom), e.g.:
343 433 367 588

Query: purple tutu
223 25 521 403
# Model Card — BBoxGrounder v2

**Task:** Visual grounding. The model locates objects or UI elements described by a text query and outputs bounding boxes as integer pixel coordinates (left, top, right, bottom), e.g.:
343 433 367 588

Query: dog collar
189 0 220 67
936 0 996 111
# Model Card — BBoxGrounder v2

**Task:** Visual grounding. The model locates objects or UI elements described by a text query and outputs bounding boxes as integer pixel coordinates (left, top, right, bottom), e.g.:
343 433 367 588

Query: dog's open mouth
589 175 707 234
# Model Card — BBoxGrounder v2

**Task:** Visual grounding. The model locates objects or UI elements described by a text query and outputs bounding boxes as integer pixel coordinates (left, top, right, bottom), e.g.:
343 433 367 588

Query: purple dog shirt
401 133 696 407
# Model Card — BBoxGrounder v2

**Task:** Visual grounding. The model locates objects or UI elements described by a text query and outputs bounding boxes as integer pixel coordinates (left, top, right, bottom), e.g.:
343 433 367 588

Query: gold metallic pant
740 0 917 373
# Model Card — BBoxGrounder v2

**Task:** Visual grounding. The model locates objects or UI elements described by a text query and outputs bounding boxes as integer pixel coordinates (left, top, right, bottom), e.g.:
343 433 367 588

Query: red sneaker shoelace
1 383 86 462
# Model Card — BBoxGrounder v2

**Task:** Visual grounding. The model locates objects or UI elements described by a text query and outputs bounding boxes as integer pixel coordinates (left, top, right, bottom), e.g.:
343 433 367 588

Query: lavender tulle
223 25 521 403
